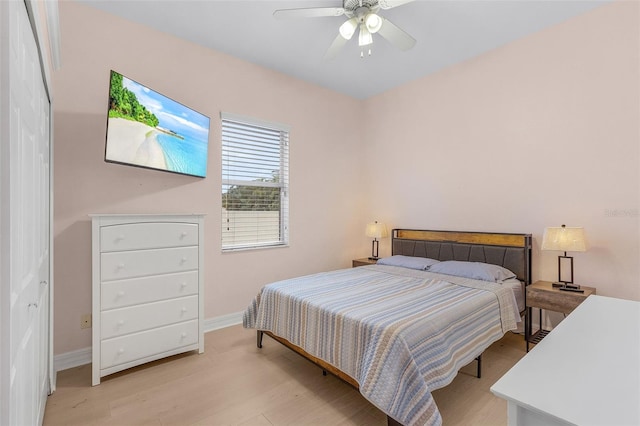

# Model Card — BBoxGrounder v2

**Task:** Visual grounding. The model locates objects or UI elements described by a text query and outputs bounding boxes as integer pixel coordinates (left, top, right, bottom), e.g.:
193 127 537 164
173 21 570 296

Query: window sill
222 243 289 253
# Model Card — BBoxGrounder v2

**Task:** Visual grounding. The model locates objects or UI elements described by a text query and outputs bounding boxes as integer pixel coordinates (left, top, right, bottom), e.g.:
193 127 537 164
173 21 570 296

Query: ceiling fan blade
324 33 348 60
273 7 345 19
378 0 416 10
377 17 416 51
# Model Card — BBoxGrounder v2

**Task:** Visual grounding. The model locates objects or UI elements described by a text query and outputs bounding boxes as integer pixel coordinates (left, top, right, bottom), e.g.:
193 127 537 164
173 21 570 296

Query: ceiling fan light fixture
358 24 373 47
274 0 417 60
365 13 383 33
339 18 358 40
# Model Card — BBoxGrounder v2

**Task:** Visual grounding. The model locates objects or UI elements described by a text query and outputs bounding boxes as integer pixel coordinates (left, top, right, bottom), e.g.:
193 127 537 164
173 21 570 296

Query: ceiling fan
273 0 417 59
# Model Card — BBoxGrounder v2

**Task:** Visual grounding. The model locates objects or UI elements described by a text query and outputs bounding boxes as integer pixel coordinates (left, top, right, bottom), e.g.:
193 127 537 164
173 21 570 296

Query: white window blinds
221 113 289 251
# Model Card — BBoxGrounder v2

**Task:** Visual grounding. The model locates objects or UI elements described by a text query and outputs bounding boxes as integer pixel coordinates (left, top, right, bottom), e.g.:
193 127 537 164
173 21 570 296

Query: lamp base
552 282 580 289
553 282 583 292
558 286 584 293
370 238 380 260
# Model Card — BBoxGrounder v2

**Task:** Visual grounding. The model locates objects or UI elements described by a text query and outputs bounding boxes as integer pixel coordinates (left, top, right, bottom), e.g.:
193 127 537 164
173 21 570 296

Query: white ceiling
81 0 607 99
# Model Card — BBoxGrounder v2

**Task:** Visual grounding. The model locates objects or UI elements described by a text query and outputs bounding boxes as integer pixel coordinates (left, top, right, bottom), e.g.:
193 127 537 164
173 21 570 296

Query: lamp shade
541 225 587 252
365 221 388 239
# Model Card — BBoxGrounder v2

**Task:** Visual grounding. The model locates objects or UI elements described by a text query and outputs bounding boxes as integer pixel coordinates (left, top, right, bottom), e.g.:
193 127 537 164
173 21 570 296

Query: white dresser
91 214 205 386
491 295 640 426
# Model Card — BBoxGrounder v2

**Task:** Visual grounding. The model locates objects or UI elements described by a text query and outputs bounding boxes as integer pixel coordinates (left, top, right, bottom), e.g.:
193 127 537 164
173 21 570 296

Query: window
221 112 289 251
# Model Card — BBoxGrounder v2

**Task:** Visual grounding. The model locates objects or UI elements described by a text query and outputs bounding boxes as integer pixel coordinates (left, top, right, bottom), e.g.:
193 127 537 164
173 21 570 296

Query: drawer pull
181 332 187 339
181 307 188 313
117 263 125 269
180 282 187 289
118 348 124 355
117 291 125 298
116 234 125 241
181 257 188 264
117 320 125 326
180 232 188 238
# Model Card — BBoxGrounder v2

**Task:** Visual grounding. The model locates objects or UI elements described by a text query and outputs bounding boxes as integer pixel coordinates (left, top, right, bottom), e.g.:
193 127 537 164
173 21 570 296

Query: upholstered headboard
391 229 532 284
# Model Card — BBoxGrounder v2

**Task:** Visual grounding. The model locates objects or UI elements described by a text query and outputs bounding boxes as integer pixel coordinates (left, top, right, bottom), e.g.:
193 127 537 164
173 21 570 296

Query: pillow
376 255 440 270
428 260 516 283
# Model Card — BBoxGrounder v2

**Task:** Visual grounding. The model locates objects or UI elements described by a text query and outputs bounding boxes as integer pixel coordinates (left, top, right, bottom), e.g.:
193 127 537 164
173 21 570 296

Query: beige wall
362 1 639 301
52 2 365 354
53 1 639 356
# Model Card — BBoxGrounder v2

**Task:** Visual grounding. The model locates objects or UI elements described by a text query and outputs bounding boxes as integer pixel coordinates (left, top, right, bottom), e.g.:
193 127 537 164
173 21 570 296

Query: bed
243 229 532 426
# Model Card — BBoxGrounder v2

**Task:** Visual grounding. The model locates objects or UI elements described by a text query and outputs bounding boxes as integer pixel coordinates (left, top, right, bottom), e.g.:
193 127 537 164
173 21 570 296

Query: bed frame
256 229 532 424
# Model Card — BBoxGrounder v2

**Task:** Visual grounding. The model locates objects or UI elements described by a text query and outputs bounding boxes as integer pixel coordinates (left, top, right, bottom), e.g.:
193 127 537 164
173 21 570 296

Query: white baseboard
204 310 243 332
53 311 244 373
54 346 92 373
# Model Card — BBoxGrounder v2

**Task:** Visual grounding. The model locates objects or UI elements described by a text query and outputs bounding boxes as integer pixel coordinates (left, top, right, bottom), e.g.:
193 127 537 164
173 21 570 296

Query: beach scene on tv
105 71 210 177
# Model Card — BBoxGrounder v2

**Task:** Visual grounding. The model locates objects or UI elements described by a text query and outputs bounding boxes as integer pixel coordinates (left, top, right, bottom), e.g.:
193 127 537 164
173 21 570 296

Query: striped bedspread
243 265 519 426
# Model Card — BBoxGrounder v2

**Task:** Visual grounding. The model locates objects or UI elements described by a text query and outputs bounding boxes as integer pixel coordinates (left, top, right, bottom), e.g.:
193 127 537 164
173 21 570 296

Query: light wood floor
44 326 526 425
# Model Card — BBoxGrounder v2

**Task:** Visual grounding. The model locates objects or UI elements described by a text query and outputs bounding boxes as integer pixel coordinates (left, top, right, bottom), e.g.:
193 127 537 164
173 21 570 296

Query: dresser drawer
102 295 198 339
101 246 198 281
101 320 199 369
101 222 198 252
101 270 198 310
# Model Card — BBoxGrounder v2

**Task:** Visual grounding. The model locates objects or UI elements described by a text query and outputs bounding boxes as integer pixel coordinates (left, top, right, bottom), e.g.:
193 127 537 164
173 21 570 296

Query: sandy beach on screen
106 117 167 170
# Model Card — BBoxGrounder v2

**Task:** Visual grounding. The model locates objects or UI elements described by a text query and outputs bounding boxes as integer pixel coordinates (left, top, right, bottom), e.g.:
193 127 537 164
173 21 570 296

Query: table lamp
365 221 387 260
541 224 587 291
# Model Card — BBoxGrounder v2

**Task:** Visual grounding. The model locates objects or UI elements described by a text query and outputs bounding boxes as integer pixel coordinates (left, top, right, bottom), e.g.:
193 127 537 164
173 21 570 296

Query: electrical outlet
81 313 92 329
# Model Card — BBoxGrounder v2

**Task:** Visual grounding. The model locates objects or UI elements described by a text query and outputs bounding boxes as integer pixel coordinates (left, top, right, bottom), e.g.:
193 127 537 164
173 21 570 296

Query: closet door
0 1 51 424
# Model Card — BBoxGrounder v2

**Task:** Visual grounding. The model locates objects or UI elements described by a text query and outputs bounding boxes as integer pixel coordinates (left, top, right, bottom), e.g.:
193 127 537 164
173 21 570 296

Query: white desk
491 295 640 426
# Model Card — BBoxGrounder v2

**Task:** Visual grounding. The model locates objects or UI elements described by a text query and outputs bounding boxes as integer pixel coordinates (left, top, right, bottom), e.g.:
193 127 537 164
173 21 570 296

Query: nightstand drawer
527 288 580 313
353 258 377 267
526 281 596 313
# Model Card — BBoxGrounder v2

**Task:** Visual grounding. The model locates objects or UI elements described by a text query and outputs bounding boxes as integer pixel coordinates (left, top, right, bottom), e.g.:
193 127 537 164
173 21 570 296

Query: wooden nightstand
352 258 377 267
525 280 596 351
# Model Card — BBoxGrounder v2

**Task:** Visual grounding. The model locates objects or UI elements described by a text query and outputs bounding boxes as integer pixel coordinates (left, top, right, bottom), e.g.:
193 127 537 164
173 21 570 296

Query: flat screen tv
105 70 210 178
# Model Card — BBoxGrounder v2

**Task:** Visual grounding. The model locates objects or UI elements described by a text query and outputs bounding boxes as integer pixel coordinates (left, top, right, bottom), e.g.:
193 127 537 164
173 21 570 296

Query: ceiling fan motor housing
344 0 380 18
